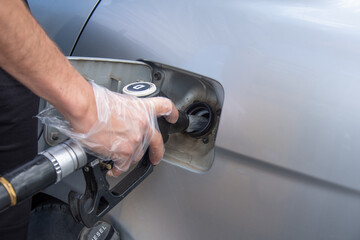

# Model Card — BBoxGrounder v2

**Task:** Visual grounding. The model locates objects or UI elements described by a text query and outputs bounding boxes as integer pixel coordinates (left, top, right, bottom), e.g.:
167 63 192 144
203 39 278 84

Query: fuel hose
0 141 87 212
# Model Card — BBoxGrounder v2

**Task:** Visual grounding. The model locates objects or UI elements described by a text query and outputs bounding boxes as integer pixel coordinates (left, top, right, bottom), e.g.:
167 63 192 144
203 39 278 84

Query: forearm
0 0 96 131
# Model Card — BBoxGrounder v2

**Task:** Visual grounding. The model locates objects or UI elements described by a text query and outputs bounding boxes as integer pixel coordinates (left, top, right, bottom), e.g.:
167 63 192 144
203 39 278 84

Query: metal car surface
29 0 360 239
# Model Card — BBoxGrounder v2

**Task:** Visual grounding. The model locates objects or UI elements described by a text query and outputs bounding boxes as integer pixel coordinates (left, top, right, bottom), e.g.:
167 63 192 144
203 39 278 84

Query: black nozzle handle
69 151 153 227
110 151 153 196
69 112 191 227
158 111 189 143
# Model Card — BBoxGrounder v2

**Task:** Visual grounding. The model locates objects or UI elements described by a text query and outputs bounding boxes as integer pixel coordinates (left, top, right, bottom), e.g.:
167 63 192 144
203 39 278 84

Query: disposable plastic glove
38 82 178 177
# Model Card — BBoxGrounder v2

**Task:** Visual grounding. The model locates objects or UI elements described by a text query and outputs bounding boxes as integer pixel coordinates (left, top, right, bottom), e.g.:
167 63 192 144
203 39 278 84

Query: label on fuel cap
122 82 158 97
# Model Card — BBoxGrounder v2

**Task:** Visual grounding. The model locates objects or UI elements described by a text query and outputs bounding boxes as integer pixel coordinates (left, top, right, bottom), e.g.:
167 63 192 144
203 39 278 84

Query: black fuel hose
0 141 87 213
0 155 56 211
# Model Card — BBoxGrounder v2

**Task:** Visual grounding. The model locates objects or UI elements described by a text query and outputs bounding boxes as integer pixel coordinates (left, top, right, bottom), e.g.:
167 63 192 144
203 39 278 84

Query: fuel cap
122 82 158 97
78 221 120 240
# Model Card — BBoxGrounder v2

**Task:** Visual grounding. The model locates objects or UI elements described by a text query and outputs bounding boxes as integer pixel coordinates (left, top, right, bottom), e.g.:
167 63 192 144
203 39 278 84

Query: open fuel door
43 57 224 172
34 57 224 227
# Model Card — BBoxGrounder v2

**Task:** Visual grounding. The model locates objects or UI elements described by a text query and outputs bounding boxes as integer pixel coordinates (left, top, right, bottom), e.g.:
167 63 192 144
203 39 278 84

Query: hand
39 83 178 177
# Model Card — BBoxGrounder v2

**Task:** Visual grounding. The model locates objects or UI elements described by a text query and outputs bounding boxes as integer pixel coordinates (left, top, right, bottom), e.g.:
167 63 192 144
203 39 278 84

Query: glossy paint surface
28 0 99 54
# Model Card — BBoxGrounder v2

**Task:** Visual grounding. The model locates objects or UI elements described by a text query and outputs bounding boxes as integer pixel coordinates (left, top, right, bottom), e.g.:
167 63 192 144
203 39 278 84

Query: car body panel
73 0 360 191
29 0 360 239
28 0 99 55
110 150 360 240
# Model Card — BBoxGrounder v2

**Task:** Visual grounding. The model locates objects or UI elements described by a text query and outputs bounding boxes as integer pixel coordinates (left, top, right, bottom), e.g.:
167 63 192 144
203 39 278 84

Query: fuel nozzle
158 102 214 142
186 115 209 133
122 81 214 141
185 102 214 137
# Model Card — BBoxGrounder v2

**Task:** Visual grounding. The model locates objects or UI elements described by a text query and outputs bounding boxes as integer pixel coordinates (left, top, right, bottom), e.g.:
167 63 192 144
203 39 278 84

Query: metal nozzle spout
184 102 214 137
186 115 209 133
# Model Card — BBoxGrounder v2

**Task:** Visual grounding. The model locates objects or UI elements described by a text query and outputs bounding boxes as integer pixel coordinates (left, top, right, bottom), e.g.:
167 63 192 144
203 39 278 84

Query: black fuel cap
78 221 120 240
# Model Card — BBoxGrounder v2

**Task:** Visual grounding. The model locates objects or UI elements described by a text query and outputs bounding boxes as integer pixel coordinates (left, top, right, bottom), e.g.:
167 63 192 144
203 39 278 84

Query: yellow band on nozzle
0 177 17 206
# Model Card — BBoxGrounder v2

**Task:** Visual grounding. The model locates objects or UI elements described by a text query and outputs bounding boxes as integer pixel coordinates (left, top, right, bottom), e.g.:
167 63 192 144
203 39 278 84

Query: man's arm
0 0 96 131
0 0 178 176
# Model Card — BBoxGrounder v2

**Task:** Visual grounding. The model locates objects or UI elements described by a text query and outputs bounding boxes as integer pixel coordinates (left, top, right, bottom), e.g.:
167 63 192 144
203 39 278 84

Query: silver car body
29 0 360 239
